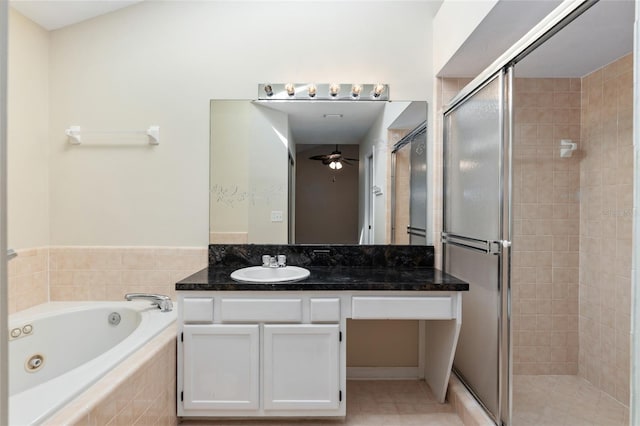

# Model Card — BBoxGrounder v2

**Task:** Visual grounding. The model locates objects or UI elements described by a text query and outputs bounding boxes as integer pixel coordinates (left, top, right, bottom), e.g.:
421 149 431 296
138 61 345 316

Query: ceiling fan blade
344 157 359 162
309 155 330 161
342 160 354 166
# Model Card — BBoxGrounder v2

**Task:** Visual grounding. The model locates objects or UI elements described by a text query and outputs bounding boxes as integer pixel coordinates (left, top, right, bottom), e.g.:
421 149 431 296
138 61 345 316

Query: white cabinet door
183 324 259 411
263 324 340 411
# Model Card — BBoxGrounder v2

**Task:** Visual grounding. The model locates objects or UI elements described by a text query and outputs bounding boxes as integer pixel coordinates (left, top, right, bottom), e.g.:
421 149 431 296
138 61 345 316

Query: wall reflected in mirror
209 99 430 245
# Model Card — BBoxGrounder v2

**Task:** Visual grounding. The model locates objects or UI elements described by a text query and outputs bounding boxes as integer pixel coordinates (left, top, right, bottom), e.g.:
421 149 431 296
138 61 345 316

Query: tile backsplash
8 247 48 314
8 246 207 313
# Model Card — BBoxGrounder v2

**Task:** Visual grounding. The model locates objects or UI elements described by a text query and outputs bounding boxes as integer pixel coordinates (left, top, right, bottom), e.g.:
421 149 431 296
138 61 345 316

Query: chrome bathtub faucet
124 293 173 312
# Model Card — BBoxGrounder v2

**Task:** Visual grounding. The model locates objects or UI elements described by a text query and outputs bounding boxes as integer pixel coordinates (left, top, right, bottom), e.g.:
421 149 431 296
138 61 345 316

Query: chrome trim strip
0 1 8 423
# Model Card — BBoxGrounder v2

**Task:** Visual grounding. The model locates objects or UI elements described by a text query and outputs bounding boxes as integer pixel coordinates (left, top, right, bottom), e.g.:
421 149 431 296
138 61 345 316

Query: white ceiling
515 0 635 77
256 101 386 146
10 0 143 30
438 0 635 79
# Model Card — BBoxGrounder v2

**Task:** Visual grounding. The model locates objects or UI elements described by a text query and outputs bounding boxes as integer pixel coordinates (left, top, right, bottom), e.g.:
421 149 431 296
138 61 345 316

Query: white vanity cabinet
182 324 260 411
177 294 346 419
263 324 340 411
177 290 462 420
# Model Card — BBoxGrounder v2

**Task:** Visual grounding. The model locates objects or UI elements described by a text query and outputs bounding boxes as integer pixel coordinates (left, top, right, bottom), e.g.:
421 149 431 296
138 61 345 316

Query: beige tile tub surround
7 247 49 314
49 246 208 302
578 53 633 405
42 324 177 426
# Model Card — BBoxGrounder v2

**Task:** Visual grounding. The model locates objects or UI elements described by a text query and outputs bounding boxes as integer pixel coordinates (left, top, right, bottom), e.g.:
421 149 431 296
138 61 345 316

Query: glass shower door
443 71 511 425
409 126 428 245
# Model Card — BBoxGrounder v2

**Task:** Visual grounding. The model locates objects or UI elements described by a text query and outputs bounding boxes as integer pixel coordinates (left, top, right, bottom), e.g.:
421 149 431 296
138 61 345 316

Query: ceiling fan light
329 161 337 169
335 161 343 170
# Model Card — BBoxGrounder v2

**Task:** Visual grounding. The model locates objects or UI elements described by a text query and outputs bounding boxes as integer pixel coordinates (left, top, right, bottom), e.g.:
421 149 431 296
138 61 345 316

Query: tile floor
180 380 464 426
513 375 629 426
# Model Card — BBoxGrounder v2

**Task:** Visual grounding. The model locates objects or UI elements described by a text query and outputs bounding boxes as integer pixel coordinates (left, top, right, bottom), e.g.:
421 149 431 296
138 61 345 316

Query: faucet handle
277 255 287 267
262 255 271 267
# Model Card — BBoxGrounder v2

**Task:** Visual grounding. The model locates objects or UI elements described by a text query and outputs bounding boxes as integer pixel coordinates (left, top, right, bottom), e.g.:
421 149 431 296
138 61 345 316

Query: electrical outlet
271 211 283 222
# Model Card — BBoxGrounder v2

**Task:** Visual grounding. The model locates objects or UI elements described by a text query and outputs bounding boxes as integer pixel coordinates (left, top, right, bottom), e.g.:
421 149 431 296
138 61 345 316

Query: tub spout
124 293 173 312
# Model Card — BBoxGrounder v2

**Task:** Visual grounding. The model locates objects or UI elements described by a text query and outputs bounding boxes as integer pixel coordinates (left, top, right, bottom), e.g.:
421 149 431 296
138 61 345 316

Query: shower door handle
441 232 509 255
406 226 427 237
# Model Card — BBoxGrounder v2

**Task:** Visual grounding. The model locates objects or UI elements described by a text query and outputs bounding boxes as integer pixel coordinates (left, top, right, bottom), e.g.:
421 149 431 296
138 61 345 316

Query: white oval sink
230 266 310 283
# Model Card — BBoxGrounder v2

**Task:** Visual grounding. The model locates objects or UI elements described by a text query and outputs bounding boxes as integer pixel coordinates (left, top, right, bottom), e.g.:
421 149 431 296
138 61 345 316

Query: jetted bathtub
8 301 176 425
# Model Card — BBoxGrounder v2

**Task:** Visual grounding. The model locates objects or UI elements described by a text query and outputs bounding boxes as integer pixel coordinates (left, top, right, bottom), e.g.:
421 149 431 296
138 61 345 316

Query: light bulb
335 161 343 170
351 84 362 99
308 84 317 98
329 83 340 98
329 161 337 169
372 83 385 98
285 83 295 96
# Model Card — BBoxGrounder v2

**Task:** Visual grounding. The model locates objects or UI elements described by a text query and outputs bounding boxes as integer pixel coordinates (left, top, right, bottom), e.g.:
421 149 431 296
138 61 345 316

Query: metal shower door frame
441 67 513 425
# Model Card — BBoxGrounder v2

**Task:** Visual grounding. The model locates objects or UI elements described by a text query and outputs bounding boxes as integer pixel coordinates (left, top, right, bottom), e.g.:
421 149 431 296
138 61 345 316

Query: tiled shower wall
8 247 207 314
578 53 633 405
512 77 582 376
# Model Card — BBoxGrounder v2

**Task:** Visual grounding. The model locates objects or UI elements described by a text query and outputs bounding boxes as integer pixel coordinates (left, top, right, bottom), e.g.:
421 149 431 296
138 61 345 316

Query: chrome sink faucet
125 293 173 312
262 254 287 268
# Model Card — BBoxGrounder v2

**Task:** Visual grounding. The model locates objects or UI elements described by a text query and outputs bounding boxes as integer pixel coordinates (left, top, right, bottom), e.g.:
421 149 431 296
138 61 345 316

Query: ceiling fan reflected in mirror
309 145 358 170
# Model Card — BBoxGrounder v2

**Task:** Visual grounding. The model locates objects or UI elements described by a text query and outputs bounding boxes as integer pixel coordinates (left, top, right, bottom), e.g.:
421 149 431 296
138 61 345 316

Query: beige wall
579 53 633 405
210 101 289 244
511 77 581 376
8 3 441 371
8 9 49 249
45 1 439 247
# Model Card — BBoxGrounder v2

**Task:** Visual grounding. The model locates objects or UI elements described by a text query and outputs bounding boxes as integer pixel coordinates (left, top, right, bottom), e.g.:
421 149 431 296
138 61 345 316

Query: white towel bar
65 125 160 145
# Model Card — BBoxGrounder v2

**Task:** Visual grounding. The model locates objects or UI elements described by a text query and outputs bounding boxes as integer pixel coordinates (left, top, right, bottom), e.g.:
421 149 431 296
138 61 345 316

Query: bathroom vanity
175 245 468 420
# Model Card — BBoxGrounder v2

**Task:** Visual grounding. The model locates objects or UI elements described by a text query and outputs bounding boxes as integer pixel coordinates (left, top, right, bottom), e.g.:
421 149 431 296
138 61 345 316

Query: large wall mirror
209 99 430 245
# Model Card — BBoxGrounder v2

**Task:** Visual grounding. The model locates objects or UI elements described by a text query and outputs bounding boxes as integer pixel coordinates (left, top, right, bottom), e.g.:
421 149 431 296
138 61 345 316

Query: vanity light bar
258 83 389 101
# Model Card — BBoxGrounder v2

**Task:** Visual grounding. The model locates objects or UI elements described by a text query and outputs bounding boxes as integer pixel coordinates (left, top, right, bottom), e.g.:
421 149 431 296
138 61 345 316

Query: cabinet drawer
310 298 341 323
220 298 303 323
352 296 454 319
182 297 214 323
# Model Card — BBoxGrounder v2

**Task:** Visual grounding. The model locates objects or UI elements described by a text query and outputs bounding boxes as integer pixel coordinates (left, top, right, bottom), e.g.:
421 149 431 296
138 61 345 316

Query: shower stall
442 1 635 425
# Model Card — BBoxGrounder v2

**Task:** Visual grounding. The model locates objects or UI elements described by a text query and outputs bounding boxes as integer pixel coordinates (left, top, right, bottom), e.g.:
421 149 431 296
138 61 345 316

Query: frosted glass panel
444 77 501 240
447 244 500 421
410 131 427 245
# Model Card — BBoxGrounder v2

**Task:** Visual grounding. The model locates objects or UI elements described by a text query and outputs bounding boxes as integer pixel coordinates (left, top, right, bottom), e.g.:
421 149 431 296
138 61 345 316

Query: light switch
271 211 283 222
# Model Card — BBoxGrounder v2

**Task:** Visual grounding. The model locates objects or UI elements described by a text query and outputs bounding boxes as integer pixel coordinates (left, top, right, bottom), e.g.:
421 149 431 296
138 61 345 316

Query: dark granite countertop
175 266 468 292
